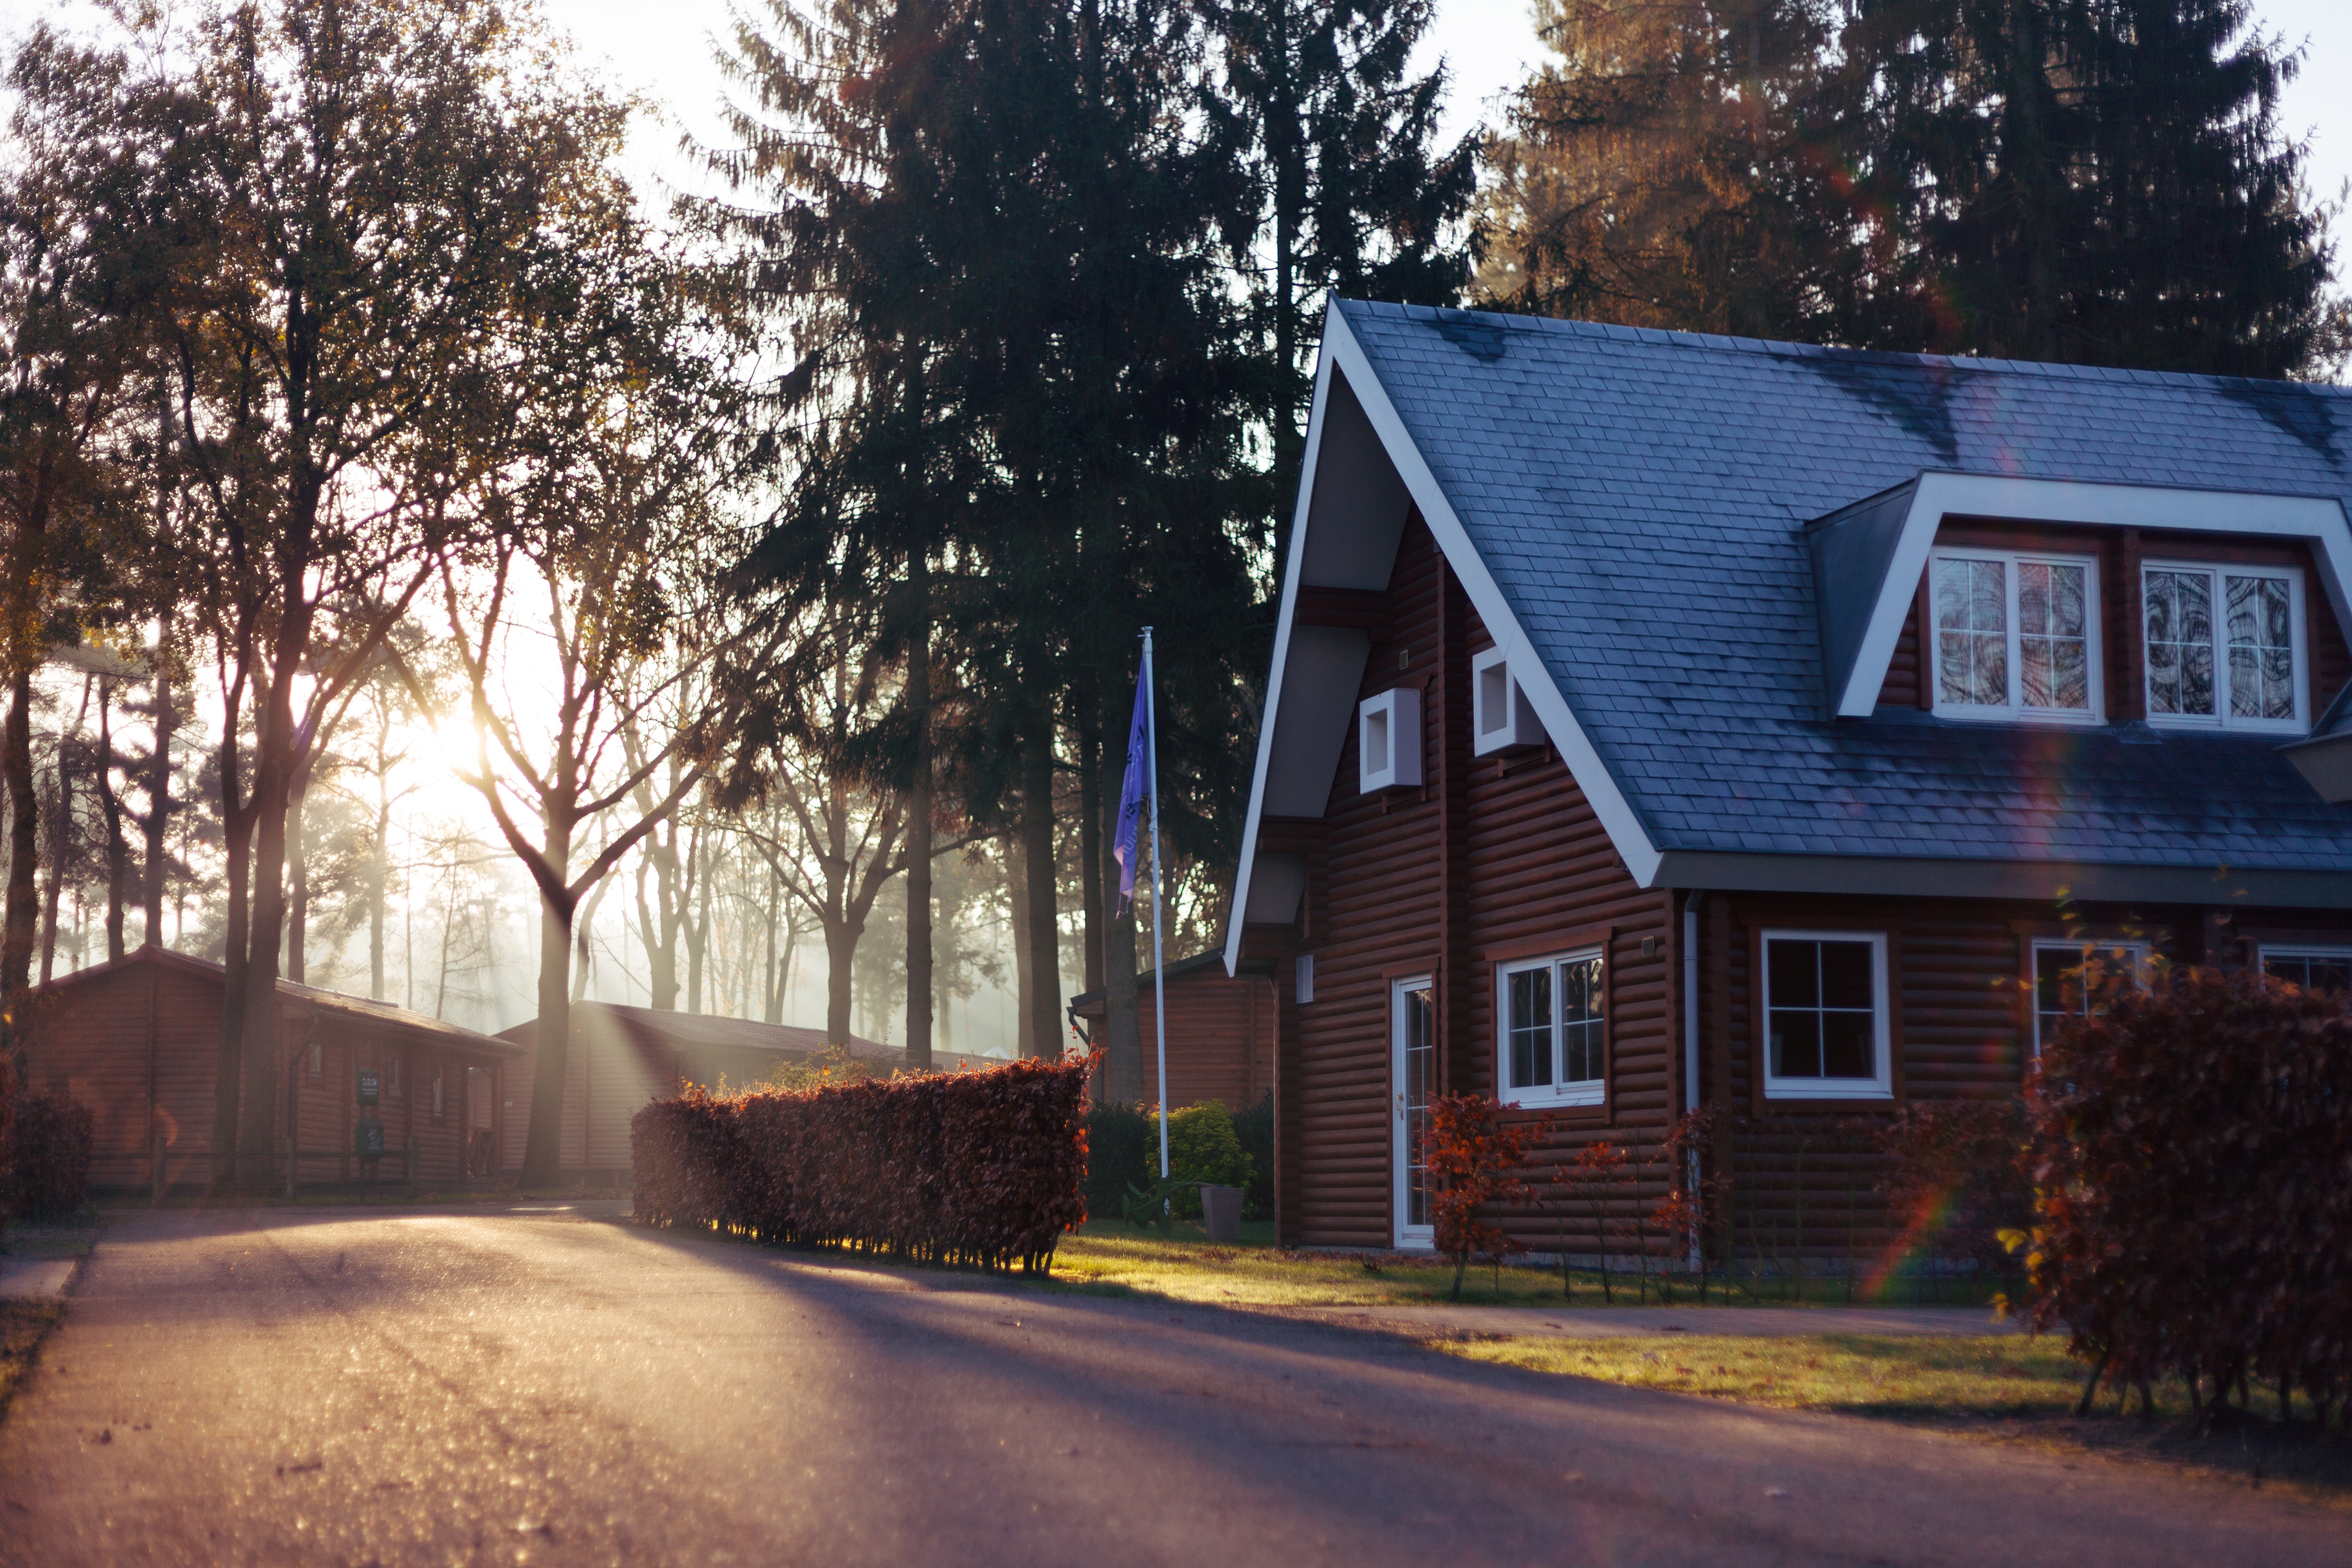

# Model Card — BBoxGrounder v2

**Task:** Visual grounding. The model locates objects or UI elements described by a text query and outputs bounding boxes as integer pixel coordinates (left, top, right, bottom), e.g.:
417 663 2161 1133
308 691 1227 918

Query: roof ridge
1337 297 2352 400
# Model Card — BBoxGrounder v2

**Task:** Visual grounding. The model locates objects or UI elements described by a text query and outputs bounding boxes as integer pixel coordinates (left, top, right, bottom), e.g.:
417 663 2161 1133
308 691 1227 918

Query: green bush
1084 1101 1156 1222
1167 1099 1253 1218
5 1093 93 1223
1231 1093 1274 1218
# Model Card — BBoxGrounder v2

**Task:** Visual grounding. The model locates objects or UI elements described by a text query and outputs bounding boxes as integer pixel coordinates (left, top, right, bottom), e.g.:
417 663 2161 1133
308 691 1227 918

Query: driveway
0 1204 2340 1566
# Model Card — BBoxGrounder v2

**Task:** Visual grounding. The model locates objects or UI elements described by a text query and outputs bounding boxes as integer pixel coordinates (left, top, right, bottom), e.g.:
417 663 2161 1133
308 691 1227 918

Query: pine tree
1841 0 2344 375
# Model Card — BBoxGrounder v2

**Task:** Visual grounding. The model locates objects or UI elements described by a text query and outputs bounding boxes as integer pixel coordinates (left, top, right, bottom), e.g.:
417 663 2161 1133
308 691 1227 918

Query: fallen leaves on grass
0 1300 64 1421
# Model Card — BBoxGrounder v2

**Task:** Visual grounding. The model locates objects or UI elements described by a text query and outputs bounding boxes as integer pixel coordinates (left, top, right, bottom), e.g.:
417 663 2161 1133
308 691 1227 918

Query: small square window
1496 949 1604 1107
1470 646 1545 755
1761 931 1893 1099
307 1041 322 1077
2031 939 2151 1055
2260 946 2352 995
1357 688 1422 791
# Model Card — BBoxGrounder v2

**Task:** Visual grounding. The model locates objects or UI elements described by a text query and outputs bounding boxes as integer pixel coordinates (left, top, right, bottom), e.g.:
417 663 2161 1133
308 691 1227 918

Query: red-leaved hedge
632 1055 1089 1273
5 1092 94 1223
2024 965 2352 1416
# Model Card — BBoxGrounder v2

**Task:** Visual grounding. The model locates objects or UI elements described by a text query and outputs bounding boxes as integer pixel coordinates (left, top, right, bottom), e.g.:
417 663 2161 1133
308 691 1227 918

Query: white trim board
1829 472 2352 718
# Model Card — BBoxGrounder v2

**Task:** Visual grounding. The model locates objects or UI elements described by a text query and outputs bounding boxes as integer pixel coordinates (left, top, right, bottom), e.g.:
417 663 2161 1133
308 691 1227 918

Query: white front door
1392 975 1436 1250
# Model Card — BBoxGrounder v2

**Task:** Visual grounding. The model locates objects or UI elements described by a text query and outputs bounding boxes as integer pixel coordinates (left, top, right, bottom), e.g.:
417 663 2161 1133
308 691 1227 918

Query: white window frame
2257 944 2352 993
1357 687 1422 792
1470 646 1545 755
1928 547 2104 723
2029 939 2152 1057
1495 948 1606 1109
1760 930 1894 1101
2140 561 2307 734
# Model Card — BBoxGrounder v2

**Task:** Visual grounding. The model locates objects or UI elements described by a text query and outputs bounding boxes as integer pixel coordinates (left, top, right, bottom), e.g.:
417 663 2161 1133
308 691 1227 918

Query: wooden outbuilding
20 946 520 1195
493 1005 1001 1182
1224 299 2352 1257
1068 954 1275 1112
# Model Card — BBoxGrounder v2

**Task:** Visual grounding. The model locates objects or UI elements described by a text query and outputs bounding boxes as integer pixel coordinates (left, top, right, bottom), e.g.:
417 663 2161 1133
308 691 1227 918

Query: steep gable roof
1227 301 2352 968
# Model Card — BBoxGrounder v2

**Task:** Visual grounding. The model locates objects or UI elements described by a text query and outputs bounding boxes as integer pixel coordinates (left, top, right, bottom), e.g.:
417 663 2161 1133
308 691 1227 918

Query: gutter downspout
1683 892 1703 1270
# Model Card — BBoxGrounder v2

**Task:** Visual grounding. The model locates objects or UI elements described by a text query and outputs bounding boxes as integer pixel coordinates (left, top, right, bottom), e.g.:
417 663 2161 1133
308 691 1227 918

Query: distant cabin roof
1228 301 2352 958
38 945 524 1057
495 1003 1006 1071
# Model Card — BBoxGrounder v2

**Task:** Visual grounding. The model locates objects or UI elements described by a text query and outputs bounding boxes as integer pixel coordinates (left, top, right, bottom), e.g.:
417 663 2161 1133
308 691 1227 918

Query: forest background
2 0 2347 1189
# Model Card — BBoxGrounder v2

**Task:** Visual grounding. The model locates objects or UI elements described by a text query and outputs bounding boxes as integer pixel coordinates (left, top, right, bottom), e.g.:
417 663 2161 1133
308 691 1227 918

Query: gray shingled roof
1338 298 2352 871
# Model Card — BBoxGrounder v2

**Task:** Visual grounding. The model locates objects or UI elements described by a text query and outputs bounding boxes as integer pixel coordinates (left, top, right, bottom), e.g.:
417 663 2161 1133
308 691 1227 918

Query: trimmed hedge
2024 965 2352 1418
633 1055 1089 1273
5 1093 93 1223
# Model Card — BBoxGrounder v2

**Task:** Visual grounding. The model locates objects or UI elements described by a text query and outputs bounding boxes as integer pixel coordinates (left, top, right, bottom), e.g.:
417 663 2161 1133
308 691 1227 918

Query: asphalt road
0 1205 2343 1567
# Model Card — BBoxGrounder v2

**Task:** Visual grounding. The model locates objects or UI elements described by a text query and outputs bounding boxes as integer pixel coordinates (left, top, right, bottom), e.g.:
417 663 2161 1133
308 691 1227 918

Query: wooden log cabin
493 1005 997 1184
21 946 519 1194
1067 954 1276 1112
1223 299 2352 1260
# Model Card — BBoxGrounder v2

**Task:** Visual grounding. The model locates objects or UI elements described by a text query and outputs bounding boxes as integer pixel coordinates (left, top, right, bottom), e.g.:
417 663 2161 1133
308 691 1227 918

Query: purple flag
1112 661 1150 916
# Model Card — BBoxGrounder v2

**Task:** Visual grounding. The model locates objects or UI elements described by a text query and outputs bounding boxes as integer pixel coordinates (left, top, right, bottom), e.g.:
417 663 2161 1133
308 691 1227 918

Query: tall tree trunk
1008 834 1032 1057
823 915 859 1044
286 776 307 984
1021 720 1060 1059
1 667 37 1084
686 827 707 1014
143 664 175 949
369 783 390 999
519 812 575 1189
1101 737 1144 1105
211 763 252 1193
905 551 933 1069
1076 670 1105 996
39 736 70 987
98 680 127 963
234 637 307 1194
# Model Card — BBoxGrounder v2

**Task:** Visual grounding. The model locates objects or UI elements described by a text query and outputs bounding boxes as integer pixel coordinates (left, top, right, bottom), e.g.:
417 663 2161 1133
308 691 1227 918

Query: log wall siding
1285 516 1679 1249
23 957 507 1192
1076 973 1275 1113
1880 526 2349 717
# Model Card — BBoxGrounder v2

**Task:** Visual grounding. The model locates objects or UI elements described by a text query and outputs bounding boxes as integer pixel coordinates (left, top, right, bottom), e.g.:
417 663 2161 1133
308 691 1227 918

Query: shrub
4 1093 93 1223
1871 1099 2030 1279
1230 1093 1274 1218
1084 1100 1156 1221
632 1055 1088 1273
2022 965 2352 1420
1165 1099 1252 1217
1424 1094 1544 1300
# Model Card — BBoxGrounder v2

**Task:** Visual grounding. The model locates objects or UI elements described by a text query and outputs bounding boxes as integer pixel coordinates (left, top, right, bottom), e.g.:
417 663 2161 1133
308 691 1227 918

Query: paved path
1280 1302 2019 1339
0 1205 2342 1567
0 1258 76 1299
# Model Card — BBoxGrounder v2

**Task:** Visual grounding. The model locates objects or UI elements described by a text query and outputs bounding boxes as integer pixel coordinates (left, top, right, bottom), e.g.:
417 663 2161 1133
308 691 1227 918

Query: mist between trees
2 0 2339 1192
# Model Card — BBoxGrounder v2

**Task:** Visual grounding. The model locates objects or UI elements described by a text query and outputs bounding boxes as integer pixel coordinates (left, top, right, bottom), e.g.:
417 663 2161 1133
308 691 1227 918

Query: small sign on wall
356 1069 380 1107
356 1117 385 1158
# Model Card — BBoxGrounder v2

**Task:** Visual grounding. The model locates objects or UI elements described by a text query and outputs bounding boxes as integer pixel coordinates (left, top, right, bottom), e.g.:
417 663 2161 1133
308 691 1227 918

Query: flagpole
1144 627 1169 1182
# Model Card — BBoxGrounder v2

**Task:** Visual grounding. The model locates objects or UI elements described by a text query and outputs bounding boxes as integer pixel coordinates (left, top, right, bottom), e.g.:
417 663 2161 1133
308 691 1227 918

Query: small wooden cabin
21 946 521 1194
493 1004 1000 1182
1225 299 2352 1257
1068 954 1275 1112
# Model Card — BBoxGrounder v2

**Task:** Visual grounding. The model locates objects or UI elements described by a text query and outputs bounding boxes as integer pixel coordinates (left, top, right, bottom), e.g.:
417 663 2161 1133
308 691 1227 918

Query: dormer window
1931 549 2102 721
2143 563 2305 732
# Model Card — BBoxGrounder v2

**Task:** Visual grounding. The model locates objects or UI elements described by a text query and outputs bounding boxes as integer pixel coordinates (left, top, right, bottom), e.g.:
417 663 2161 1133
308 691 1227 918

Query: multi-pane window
2262 948 2352 995
387 1053 404 1099
432 1060 447 1120
1498 951 1605 1107
1761 932 1892 1098
2143 564 2303 730
1932 552 2097 719
2031 940 2151 1055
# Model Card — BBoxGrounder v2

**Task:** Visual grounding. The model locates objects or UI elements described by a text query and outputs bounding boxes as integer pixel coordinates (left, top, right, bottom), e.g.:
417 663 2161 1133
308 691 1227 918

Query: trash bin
1200 1183 1243 1243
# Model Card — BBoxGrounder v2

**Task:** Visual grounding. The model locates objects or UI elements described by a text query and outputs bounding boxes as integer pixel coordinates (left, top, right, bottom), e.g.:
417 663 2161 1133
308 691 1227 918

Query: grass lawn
1440 1331 2352 1503
1047 1219 2006 1310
